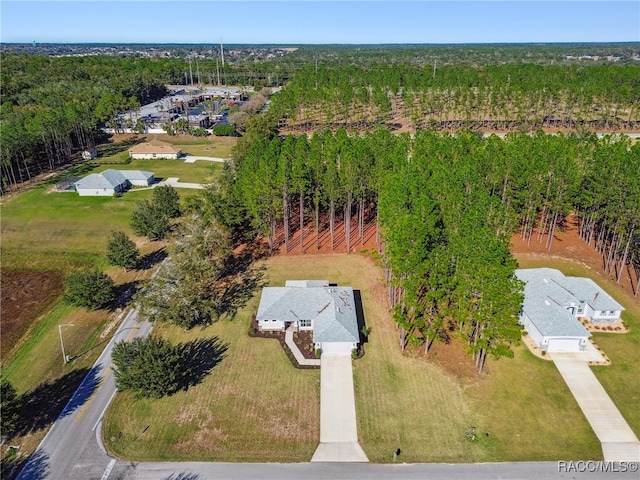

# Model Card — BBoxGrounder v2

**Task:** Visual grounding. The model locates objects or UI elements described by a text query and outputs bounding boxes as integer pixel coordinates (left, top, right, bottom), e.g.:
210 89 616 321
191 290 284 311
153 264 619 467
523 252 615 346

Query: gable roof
257 282 359 344
74 169 154 190
75 169 126 190
515 268 622 338
128 139 181 155
120 170 154 181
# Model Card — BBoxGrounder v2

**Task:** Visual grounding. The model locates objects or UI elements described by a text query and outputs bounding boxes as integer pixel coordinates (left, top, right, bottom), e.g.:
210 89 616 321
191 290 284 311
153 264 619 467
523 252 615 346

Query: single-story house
515 268 625 352
128 139 182 159
74 169 154 196
256 280 360 355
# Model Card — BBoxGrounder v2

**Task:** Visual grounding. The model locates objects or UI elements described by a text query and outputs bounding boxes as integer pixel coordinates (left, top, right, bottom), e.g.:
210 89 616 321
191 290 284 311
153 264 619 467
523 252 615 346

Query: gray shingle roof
120 170 154 181
514 268 624 338
74 169 154 191
257 282 359 344
75 172 122 190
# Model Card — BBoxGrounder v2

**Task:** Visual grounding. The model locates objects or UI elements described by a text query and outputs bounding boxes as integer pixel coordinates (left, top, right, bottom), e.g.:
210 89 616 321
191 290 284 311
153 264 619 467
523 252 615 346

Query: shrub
112 336 187 398
63 268 115 310
212 124 237 136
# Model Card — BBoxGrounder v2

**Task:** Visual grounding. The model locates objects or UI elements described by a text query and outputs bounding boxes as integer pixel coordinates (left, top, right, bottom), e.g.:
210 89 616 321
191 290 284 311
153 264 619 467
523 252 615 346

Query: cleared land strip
550 353 640 462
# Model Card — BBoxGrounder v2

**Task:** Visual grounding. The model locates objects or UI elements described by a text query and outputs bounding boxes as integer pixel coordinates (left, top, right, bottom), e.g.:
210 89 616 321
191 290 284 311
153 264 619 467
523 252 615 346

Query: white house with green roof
256 280 360 354
515 268 624 352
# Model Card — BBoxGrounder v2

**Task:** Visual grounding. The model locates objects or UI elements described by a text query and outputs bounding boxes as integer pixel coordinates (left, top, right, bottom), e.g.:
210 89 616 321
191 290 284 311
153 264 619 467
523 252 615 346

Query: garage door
547 338 581 352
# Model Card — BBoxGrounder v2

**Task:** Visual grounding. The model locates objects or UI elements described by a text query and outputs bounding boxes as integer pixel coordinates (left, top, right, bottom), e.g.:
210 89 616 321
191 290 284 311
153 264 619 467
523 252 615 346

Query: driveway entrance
311 353 368 462
551 353 640 462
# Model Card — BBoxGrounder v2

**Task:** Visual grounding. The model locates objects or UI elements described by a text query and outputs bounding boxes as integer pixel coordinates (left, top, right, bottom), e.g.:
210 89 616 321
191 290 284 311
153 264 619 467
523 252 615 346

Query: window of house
299 319 311 327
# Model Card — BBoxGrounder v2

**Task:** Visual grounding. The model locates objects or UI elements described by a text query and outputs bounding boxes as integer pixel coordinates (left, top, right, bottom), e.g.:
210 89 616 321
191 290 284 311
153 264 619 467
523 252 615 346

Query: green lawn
90 158 222 184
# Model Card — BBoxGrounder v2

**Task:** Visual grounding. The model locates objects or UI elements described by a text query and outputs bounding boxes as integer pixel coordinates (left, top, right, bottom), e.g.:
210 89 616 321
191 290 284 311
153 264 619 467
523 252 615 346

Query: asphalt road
16 308 153 480
122 460 640 480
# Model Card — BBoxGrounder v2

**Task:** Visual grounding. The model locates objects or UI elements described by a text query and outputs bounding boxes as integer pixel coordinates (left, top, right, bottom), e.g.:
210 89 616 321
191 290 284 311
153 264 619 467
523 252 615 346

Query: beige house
129 139 182 159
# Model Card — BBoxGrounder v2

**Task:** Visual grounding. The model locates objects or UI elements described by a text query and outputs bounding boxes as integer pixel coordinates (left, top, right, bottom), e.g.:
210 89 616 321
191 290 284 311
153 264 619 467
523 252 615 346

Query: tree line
269 63 640 133
213 123 639 371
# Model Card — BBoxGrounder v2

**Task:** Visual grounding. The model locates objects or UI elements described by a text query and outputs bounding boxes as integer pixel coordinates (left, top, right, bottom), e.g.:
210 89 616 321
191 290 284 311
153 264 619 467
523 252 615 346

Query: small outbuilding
128 139 182 159
256 280 360 355
515 268 625 352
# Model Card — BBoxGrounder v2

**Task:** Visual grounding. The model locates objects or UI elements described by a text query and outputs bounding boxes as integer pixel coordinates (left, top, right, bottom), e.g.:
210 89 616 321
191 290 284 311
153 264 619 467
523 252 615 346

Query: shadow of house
353 290 368 345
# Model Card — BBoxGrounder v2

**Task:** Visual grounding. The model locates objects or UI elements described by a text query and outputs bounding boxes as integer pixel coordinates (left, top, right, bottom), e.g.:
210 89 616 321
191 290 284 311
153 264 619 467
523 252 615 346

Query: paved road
16 308 153 480
123 460 640 479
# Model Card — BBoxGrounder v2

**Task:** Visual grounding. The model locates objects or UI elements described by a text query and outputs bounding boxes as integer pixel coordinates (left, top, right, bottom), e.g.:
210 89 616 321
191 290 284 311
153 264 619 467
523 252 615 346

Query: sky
1 1 639 44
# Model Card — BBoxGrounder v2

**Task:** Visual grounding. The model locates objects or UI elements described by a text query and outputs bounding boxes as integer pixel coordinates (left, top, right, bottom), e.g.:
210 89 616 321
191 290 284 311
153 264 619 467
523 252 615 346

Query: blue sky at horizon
1 1 639 44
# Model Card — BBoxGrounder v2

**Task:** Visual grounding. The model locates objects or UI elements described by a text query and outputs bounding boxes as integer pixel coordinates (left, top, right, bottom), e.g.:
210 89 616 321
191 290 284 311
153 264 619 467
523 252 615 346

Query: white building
515 268 624 352
128 139 182 159
74 169 154 196
256 280 360 355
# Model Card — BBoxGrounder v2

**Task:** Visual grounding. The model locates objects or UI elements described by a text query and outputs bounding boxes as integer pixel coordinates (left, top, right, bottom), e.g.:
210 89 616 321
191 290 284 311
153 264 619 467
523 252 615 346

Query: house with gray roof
256 280 360 354
74 169 154 196
515 268 624 352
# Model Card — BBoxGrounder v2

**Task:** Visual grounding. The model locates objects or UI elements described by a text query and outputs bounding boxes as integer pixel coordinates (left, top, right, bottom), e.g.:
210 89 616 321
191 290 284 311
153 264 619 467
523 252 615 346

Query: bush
1 379 21 438
212 124 237 136
63 268 115 310
190 127 209 137
153 185 181 219
112 336 187 398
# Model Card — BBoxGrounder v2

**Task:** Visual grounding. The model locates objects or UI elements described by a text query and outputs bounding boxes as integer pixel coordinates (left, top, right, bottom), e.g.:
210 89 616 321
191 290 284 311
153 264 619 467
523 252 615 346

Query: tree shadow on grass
177 336 229 390
12 367 101 439
5 447 49 480
215 252 267 320
137 247 168 271
110 280 142 311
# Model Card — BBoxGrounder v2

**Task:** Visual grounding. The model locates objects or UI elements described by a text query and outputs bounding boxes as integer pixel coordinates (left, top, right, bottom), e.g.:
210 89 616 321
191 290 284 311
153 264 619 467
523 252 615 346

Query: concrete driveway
311 353 368 462
551 352 640 462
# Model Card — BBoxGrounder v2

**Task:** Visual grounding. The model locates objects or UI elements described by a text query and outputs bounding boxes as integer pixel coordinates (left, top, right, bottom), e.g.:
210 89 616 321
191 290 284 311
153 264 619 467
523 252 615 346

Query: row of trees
270 63 640 133
216 124 639 370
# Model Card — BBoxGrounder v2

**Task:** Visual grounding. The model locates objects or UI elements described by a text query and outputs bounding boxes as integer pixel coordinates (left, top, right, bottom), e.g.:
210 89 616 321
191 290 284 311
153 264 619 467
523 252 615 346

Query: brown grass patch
0 270 63 361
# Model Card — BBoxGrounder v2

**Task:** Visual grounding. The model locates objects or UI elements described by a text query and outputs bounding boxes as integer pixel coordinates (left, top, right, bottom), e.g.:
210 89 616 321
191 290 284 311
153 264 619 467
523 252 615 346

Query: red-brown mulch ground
510 214 638 300
0 270 64 361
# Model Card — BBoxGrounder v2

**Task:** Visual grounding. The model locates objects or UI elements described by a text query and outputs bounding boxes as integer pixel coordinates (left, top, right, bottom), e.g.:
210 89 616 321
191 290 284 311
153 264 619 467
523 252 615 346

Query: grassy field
1 183 202 270
90 158 222 184
515 254 640 440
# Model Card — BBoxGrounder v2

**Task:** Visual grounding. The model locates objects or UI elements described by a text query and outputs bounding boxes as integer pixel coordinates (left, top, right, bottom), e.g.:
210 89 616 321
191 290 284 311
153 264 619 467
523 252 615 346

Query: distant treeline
271 63 640 132
0 54 287 193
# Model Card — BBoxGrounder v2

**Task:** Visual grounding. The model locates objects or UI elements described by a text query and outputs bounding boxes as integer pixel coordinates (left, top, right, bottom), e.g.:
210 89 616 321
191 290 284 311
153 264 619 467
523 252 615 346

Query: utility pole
216 59 221 87
59 323 74 364
220 36 225 67
189 58 194 86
